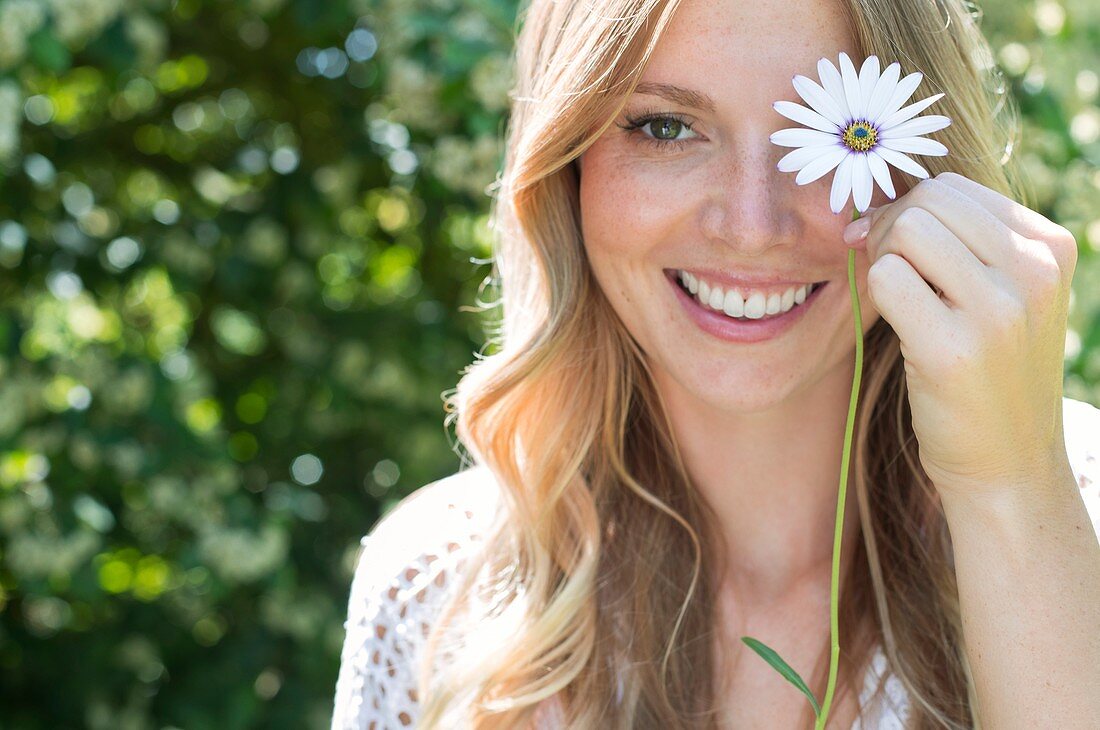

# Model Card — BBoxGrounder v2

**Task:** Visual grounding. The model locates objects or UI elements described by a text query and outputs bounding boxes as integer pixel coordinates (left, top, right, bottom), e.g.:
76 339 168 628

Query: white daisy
770 52 951 214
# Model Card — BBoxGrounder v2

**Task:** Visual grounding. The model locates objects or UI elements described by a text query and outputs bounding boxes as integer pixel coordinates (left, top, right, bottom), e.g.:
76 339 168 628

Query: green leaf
28 28 71 73
741 636 822 718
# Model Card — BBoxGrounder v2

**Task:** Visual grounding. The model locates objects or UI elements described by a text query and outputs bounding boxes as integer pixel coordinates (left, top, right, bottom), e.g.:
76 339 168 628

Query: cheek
578 154 670 319
578 149 682 268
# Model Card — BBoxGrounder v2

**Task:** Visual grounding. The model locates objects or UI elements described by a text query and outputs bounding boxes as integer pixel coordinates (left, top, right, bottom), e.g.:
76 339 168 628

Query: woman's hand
842 171 1079 502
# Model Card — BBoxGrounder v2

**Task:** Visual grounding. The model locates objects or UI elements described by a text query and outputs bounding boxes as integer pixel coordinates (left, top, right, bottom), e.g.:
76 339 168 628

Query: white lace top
332 396 1100 729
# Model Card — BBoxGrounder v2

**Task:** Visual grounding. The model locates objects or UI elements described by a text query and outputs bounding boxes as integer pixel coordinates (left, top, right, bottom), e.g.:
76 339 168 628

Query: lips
665 268 829 343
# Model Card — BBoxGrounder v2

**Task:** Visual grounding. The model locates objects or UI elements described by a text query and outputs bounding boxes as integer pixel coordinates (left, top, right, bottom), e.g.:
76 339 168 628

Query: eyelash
616 109 699 151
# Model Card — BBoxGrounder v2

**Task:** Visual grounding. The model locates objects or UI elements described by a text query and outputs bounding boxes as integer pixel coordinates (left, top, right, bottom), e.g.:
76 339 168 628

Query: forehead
641 0 859 107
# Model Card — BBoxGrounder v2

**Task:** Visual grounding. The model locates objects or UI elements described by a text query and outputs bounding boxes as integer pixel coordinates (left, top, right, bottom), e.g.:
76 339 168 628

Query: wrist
935 455 1078 532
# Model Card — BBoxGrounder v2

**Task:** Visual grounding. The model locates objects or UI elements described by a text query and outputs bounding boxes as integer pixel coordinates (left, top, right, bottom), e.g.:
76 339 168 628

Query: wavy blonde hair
417 0 1026 727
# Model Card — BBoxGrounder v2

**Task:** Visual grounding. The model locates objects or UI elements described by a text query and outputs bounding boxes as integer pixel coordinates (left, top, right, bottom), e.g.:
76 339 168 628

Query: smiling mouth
667 270 828 321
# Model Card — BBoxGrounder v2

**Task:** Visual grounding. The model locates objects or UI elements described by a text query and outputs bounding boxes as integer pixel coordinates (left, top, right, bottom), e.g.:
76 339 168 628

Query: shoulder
1062 396 1100 538
331 464 504 729
346 462 504 629
358 464 503 582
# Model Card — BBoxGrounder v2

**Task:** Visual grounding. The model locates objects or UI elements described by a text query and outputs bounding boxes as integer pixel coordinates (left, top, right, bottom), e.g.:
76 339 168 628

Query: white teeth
781 287 795 311
745 291 766 318
708 286 724 310
677 270 818 320
722 288 744 317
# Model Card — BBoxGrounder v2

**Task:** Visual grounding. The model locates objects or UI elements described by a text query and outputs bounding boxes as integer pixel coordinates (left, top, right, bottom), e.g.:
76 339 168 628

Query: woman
332 0 1100 727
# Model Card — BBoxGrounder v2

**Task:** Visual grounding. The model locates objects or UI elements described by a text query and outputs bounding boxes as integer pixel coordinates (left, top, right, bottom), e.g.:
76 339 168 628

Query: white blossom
429 134 502 199
770 52 952 214
0 0 46 69
46 0 123 46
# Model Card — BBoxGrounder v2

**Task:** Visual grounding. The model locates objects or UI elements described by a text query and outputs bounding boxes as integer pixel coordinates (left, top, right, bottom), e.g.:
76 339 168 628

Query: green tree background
0 0 1096 728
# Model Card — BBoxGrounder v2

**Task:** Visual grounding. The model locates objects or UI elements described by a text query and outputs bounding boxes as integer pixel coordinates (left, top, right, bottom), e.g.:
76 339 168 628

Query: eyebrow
632 82 717 112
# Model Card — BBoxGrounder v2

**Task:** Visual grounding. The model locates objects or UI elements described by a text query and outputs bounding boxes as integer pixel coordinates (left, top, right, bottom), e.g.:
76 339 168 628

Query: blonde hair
418 0 1025 727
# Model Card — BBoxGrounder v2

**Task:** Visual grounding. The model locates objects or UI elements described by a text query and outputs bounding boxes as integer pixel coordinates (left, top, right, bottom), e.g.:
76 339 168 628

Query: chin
652 354 804 415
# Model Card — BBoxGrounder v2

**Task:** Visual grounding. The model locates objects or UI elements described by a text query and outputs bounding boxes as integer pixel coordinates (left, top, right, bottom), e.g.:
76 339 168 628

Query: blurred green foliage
0 0 1096 728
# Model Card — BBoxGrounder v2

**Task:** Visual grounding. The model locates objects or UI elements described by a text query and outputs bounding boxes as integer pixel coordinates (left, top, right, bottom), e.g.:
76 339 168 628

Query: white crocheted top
332 397 1100 730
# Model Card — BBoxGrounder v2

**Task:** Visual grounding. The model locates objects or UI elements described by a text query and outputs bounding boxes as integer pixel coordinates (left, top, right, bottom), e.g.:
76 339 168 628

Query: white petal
880 114 951 139
875 71 924 126
777 144 839 172
793 74 847 127
829 154 855 214
772 100 840 133
857 56 881 118
878 92 945 129
879 136 948 156
852 153 873 212
866 151 896 199
865 62 901 122
816 57 851 121
794 145 849 184
770 127 839 148
838 52 865 120
874 145 930 179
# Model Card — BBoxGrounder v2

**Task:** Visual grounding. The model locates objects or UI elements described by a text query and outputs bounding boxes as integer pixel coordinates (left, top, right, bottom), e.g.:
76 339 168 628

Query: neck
652 355 864 607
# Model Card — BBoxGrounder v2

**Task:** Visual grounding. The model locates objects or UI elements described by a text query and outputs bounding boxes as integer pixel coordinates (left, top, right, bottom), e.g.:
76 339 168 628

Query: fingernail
843 217 871 245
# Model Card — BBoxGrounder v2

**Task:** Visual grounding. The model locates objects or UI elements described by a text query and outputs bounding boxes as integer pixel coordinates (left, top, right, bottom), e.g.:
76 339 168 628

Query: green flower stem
740 207 865 730
815 209 864 729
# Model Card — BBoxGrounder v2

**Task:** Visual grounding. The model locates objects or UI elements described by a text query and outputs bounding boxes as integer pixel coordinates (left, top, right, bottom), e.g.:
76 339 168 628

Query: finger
933 171 1077 280
857 176 1025 271
866 252 954 369
867 206 991 313
932 171 1062 241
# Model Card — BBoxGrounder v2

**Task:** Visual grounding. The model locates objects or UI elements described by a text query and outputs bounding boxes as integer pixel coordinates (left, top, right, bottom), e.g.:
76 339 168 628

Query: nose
698 130 798 256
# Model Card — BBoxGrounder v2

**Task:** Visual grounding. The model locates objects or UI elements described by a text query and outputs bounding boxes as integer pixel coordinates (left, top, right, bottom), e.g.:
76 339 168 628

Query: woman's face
578 0 899 412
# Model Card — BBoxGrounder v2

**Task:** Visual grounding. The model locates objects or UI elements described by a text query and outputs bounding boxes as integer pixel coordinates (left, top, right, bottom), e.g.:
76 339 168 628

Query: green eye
616 111 699 151
648 117 685 140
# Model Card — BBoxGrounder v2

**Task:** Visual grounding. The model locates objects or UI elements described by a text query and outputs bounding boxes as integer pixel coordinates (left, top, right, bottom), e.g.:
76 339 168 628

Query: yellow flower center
842 121 877 152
